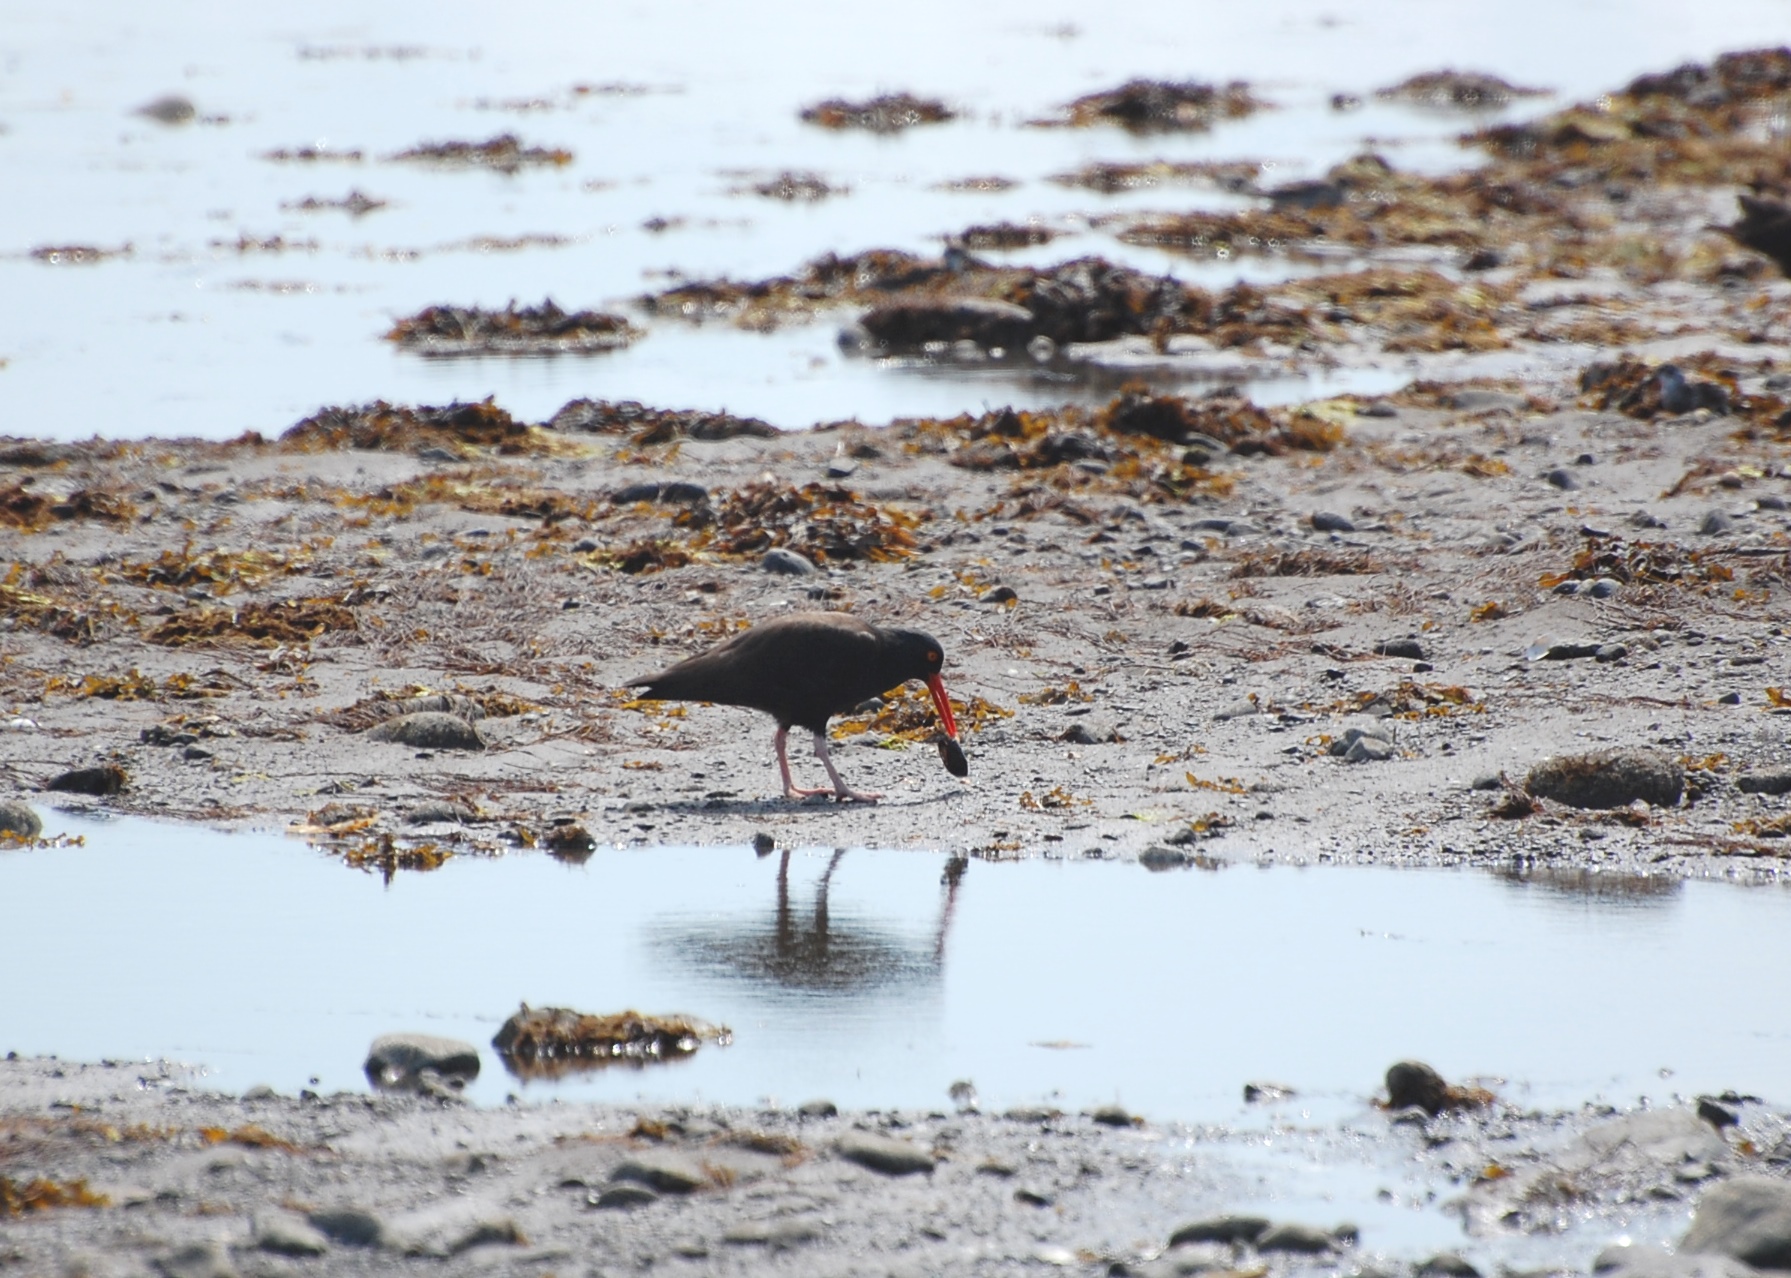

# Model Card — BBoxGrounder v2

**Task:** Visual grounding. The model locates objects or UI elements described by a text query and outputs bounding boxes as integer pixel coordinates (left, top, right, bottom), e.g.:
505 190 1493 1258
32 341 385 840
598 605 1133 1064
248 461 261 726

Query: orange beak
926 674 959 739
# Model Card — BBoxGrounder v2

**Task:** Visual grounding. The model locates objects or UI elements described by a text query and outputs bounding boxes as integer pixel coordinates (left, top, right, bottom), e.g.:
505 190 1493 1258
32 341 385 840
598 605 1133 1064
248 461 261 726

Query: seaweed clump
799 93 954 132
281 399 548 455
385 300 639 357
492 1004 729 1078
1051 79 1260 132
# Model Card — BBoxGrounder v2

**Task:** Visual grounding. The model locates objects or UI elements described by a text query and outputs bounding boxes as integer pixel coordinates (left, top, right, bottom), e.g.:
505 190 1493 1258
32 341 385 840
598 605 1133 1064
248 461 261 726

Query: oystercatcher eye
927 650 939 663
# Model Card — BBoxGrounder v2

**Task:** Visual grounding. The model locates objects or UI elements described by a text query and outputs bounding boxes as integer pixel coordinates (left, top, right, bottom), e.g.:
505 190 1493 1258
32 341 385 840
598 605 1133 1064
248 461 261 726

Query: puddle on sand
6 0 1791 439
5 814 1791 1122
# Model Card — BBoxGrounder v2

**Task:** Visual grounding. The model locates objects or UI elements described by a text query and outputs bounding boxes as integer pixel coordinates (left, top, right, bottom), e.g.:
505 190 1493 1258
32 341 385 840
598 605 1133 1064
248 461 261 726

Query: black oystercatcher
629 613 961 802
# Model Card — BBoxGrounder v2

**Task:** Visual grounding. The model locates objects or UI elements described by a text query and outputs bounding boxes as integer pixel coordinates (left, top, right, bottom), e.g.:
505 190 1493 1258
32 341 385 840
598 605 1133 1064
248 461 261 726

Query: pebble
1344 735 1395 764
1329 724 1393 758
363 1033 481 1090
1757 494 1789 512
1168 1215 1271 1247
1214 698 1260 721
1092 1104 1138 1127
1682 1177 1791 1268
404 799 472 825
137 93 198 125
1243 1081 1296 1102
1543 468 1580 491
252 1212 331 1257
1470 774 1504 791
613 1155 707 1194
1542 642 1601 660
153 1241 237 1278
837 1131 936 1176
1257 1223 1337 1254
592 1184 659 1209
365 712 484 751
1701 509 1735 536
762 548 818 576
1524 747 1684 809
722 1219 824 1249
0 800 42 838
1310 511 1356 532
44 764 127 796
611 481 709 505
1449 389 1527 415
385 1202 524 1257
1737 768 1791 795
306 1208 387 1246
1595 643 1629 662
981 584 1019 605
797 1098 838 1117
1595 1243 1760 1278
1374 637 1426 660
1416 1252 1481 1278
1587 577 1620 598
1385 1060 1452 1115
1139 845 1192 872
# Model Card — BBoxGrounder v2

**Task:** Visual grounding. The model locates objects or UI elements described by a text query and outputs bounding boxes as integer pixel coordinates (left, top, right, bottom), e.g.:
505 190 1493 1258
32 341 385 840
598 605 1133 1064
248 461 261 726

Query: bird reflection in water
650 848 968 997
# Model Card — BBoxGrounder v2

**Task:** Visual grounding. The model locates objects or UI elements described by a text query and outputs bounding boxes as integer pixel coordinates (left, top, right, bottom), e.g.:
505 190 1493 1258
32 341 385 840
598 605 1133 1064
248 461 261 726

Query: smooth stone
363 1033 481 1090
365 712 484 751
1470 773 1504 791
1416 1252 1481 1278
1344 735 1396 763
1525 747 1685 809
1449 390 1527 414
404 799 471 824
1243 1081 1296 1103
1579 1109 1730 1167
1596 1243 1761 1278
153 1241 237 1278
1757 494 1789 512
252 1213 330 1257
761 548 818 577
1091 1104 1137 1127
1329 724 1394 757
1701 509 1735 536
838 1131 936 1175
797 1098 839 1118
1587 578 1620 598
1139 845 1192 872
611 481 708 505
1258 1223 1337 1254
1595 643 1630 663
306 1208 387 1247
1738 769 1791 795
385 1202 523 1257
722 1219 823 1249
1168 1215 1271 1247
1543 468 1580 490
1374 637 1426 660
1214 698 1260 721
612 1155 706 1194
593 1184 658 1209
1386 1060 1451 1115
0 800 42 838
1542 643 1601 660
1311 511 1356 533
1683 1177 1791 1268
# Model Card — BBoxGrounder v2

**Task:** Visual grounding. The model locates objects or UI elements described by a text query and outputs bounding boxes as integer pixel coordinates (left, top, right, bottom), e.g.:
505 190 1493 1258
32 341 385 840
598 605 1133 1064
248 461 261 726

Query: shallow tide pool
4 813 1790 1119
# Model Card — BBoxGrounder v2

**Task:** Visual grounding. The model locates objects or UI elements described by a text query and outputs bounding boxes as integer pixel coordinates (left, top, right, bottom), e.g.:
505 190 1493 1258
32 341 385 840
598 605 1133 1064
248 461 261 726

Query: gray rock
363 1033 480 1090
1595 643 1630 663
1344 735 1396 763
252 1213 329 1257
722 1219 824 1249
1258 1223 1336 1254
1525 747 1684 809
1701 509 1736 536
1416 1253 1481 1278
154 1242 236 1278
1139 845 1192 872
1579 1108 1730 1167
307 1208 386 1247
1450 390 1527 415
385 1201 523 1257
1214 697 1260 721
1168 1216 1271 1247
838 1131 936 1175
1597 1243 1760 1278
365 712 484 751
1386 1060 1452 1115
858 297 1035 351
1685 1178 1791 1268
1587 578 1620 598
762 548 817 577
593 1184 658 1209
1543 468 1580 490
1470 773 1504 791
137 94 198 125
797 1098 838 1118
1330 724 1393 758
611 481 708 505
404 799 473 825
1374 637 1426 660
1311 511 1356 533
613 1155 706 1194
1738 769 1791 796
0 800 42 838
1092 1104 1137 1127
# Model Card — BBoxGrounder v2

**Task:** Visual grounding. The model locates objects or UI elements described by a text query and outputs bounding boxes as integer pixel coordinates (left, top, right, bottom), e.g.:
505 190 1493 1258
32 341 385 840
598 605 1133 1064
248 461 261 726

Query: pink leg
775 726 829 799
812 730 882 803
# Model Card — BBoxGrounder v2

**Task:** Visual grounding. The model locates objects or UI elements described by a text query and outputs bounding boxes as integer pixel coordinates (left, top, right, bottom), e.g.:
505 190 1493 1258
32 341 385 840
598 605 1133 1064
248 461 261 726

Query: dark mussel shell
938 735 969 777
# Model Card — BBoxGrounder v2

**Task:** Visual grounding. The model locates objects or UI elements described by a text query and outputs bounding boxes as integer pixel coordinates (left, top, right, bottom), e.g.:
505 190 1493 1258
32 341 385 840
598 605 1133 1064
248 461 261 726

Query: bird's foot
782 782 833 800
831 786 883 803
